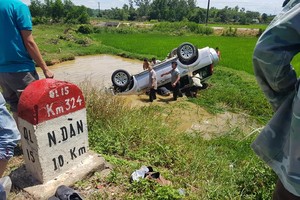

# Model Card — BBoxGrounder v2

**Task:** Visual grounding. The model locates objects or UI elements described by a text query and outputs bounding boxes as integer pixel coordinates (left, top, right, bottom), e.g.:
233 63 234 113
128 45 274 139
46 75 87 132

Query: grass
90 32 258 72
78 67 277 199
34 24 300 75
192 67 273 123
12 22 294 199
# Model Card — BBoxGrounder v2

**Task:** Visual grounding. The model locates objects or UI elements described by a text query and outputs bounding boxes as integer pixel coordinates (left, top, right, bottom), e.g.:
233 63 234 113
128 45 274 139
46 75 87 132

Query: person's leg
0 160 8 178
0 93 20 177
177 82 183 97
0 176 12 200
172 87 178 100
153 89 156 100
273 179 300 200
192 87 199 98
0 183 6 200
149 89 154 102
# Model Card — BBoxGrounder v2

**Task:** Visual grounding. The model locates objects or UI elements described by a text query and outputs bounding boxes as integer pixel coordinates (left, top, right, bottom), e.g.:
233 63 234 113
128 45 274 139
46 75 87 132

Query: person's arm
172 74 180 87
253 8 300 111
151 77 155 88
161 70 171 77
21 30 54 78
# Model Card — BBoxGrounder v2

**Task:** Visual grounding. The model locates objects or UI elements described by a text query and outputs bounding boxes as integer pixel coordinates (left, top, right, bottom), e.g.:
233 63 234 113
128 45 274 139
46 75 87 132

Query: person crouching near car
189 72 203 98
143 58 150 70
161 61 182 101
148 65 157 102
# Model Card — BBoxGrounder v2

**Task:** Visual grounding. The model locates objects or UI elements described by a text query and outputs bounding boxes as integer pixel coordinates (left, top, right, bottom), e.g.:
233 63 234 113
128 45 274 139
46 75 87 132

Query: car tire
177 42 199 65
111 69 131 89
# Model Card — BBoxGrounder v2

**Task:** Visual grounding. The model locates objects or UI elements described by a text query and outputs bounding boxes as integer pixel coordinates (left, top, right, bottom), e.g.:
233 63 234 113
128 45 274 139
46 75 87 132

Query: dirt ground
120 93 260 138
212 27 260 37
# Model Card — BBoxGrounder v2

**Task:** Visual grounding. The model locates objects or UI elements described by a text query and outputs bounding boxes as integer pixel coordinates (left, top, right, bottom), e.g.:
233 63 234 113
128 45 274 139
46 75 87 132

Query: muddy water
37 54 260 135
37 55 143 87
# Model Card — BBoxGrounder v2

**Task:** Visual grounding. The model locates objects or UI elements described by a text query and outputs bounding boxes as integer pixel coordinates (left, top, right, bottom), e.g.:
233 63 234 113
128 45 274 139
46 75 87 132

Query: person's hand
43 68 54 79
172 83 176 87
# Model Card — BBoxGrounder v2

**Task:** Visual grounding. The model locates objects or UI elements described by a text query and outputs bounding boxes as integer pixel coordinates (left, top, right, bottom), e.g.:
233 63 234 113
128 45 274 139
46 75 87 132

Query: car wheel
111 69 131 89
177 42 198 65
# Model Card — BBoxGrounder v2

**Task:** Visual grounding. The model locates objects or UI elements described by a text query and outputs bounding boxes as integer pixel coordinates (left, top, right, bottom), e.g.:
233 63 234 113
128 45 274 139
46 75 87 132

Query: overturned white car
111 42 219 95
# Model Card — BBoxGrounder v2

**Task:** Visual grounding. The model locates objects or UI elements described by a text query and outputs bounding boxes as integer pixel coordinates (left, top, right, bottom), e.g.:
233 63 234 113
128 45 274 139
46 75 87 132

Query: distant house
252 18 260 23
105 22 120 27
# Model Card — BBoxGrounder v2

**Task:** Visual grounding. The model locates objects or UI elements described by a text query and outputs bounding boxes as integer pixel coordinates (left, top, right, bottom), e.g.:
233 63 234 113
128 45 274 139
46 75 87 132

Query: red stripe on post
18 79 86 125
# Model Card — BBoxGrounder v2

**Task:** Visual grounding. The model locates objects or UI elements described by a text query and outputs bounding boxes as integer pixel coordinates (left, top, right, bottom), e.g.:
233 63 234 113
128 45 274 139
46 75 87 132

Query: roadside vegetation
79 66 276 199
29 0 275 25
17 22 289 199
33 23 300 75
9 2 300 197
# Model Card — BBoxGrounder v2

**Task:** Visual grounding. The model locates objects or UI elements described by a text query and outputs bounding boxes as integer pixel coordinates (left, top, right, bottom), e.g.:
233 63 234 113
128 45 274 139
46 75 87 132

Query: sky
21 0 284 15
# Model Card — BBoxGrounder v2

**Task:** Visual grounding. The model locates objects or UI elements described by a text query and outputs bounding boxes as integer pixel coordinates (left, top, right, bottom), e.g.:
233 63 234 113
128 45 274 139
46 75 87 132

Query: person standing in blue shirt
0 1 52 198
252 0 300 199
0 0 54 123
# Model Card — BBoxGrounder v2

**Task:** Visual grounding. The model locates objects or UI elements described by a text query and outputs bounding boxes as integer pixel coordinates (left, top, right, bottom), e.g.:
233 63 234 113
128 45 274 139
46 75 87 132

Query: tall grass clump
93 26 140 35
222 27 237 37
81 83 180 168
152 21 213 35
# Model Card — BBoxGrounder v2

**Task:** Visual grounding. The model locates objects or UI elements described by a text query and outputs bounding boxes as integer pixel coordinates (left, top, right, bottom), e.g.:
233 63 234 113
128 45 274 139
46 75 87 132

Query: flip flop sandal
55 185 83 200
130 166 154 182
145 172 172 186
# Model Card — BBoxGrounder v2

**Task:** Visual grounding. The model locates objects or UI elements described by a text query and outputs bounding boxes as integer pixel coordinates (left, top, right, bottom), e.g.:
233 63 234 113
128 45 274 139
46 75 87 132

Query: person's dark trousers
0 184 6 200
172 82 182 100
190 86 199 97
273 179 300 200
149 88 156 102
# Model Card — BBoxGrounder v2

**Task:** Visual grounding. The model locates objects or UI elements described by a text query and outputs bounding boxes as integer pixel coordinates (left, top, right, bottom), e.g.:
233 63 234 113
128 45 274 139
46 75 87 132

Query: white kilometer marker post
18 79 91 183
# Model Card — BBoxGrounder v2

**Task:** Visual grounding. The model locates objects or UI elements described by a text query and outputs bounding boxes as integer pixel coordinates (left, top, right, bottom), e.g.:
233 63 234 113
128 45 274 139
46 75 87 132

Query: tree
44 0 53 18
77 6 90 24
51 0 64 22
29 0 44 17
216 8 229 23
63 0 74 16
65 5 90 24
134 0 151 20
127 0 137 21
150 0 169 21
261 13 268 23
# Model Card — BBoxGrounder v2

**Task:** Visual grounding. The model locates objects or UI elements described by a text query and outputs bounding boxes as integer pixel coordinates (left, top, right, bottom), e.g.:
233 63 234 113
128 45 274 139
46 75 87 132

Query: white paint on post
18 79 89 183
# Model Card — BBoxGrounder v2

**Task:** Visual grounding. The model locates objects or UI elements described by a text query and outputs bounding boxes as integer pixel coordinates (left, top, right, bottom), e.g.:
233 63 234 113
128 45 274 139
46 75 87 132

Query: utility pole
98 2 101 17
205 0 210 26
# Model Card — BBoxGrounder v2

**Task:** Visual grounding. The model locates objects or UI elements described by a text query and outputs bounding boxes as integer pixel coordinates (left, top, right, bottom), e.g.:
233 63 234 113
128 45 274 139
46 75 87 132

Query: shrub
32 17 48 25
77 25 93 34
222 27 237 37
152 21 213 35
256 28 265 37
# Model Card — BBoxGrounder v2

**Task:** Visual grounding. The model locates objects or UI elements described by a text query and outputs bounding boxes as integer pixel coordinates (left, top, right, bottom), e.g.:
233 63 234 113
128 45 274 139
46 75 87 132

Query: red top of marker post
18 79 86 125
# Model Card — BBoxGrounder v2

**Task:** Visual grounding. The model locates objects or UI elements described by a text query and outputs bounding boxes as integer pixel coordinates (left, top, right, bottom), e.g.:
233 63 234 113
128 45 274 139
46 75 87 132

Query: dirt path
120 93 260 139
212 27 260 36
